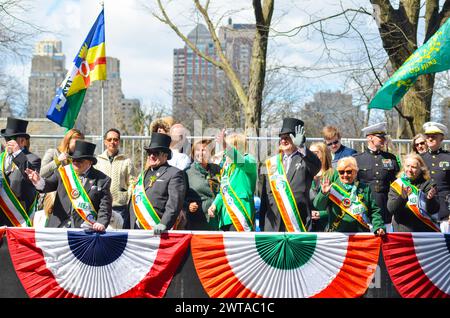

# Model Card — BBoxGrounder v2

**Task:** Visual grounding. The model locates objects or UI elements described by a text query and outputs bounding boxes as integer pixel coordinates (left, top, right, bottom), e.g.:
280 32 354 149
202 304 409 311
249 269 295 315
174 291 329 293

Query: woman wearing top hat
0 117 41 227
26 140 112 231
129 132 186 234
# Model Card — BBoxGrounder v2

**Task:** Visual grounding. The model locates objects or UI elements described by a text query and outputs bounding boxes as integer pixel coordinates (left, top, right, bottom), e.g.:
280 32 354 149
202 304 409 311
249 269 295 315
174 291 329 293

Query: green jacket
310 169 339 231
313 179 385 233
213 147 257 229
185 162 221 230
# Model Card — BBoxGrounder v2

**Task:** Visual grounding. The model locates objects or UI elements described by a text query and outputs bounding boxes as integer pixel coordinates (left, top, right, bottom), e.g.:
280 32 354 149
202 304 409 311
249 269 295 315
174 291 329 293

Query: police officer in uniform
353 122 400 230
422 122 449 232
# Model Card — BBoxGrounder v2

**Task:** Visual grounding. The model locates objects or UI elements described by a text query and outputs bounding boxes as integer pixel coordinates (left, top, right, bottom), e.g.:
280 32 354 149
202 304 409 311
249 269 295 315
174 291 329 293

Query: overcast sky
9 0 386 113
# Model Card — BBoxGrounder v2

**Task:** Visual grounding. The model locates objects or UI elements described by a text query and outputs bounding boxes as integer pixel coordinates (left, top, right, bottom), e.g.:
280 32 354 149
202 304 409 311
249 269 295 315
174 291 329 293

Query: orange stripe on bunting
191 234 260 298
312 234 381 298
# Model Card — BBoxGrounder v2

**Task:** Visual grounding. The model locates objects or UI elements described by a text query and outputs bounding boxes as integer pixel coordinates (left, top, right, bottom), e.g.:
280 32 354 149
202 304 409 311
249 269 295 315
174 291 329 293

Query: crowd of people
0 115 448 235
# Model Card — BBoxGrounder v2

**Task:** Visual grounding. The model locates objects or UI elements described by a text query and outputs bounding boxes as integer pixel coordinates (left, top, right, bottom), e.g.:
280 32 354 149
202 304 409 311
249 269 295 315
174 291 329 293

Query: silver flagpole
100 0 105 151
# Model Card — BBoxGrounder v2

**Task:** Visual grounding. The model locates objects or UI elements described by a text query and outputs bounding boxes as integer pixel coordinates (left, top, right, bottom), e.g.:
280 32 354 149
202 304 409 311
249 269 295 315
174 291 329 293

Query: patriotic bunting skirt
1 229 449 298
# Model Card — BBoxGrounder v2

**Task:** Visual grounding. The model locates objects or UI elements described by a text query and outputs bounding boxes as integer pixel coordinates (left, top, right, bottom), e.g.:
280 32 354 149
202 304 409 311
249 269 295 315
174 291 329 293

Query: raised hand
426 186 437 200
216 128 227 150
321 177 332 194
25 168 41 186
289 125 306 147
6 140 20 154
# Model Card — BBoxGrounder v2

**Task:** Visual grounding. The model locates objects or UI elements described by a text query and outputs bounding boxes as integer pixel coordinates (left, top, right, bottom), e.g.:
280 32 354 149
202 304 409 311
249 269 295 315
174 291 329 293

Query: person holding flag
0 117 41 227
47 8 106 129
25 140 112 231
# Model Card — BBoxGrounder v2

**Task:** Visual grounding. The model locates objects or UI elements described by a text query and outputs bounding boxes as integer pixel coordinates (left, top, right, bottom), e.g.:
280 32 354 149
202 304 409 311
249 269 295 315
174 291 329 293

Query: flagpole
101 81 105 151
100 0 105 152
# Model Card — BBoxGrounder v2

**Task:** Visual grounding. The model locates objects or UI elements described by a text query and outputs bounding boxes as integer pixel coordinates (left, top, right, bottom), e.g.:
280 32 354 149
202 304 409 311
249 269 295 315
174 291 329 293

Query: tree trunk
397 73 435 137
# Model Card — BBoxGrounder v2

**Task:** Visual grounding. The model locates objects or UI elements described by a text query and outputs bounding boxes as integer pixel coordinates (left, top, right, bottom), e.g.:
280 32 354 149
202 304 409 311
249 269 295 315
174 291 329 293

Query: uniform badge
342 198 351 208
439 161 449 168
382 159 393 169
71 189 80 199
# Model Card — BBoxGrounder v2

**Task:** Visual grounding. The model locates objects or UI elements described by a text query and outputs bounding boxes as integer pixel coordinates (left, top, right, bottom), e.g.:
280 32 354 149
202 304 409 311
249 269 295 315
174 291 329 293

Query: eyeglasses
326 140 339 147
415 141 426 147
337 169 354 175
426 134 439 139
106 138 119 142
147 150 162 156
72 158 85 163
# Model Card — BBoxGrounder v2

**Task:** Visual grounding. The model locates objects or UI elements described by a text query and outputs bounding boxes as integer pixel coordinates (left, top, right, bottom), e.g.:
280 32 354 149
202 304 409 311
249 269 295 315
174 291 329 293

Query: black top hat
279 118 304 136
144 132 172 160
70 140 97 165
1 117 30 139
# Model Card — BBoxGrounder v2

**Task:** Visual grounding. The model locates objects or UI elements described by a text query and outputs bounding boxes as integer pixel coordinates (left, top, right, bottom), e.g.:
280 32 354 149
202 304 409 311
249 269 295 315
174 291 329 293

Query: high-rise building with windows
27 40 66 118
172 20 255 129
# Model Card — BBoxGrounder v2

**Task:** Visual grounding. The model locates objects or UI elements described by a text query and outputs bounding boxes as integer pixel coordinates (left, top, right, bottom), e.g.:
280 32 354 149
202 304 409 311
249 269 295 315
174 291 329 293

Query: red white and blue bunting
191 232 380 298
6 228 191 298
382 232 450 298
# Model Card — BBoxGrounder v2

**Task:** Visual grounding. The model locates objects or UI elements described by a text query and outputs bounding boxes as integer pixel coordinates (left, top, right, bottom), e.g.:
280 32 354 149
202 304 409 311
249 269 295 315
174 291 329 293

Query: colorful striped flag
47 9 106 129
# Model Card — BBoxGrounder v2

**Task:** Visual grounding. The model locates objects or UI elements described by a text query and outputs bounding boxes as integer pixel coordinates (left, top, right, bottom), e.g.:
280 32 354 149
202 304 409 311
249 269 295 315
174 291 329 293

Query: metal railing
26 135 450 172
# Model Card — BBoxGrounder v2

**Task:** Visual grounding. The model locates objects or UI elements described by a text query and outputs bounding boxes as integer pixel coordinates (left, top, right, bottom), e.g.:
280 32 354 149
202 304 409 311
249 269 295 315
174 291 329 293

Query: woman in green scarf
314 156 385 235
387 153 439 232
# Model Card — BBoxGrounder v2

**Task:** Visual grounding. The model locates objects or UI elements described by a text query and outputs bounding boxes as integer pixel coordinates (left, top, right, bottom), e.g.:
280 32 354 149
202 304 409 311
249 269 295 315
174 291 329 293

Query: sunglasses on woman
337 169 353 175
326 140 339 147
415 141 426 146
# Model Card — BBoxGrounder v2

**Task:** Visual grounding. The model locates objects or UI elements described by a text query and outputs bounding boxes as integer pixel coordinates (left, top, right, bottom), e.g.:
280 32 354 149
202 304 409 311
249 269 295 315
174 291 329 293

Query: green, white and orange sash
59 164 97 224
131 172 160 230
220 162 253 232
0 152 35 227
391 178 440 232
328 183 370 229
266 154 306 232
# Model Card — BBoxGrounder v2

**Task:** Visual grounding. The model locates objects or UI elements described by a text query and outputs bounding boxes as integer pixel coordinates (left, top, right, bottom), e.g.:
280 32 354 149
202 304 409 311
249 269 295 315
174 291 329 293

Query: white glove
289 125 306 147
153 223 167 235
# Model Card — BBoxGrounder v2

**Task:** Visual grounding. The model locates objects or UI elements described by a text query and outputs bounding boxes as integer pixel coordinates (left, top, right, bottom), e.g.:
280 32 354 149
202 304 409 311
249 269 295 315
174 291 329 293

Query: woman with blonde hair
34 129 84 227
41 128 85 178
208 129 257 231
387 153 439 232
309 142 338 231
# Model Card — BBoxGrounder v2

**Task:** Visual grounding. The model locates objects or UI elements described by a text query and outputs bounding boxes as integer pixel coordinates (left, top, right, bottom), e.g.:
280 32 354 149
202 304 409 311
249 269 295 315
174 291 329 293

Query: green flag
369 18 450 110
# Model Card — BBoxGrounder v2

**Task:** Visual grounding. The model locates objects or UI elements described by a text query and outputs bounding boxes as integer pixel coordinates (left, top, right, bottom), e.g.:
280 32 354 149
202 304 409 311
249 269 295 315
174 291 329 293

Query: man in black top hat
0 117 41 227
129 132 186 234
260 117 321 232
26 140 112 231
